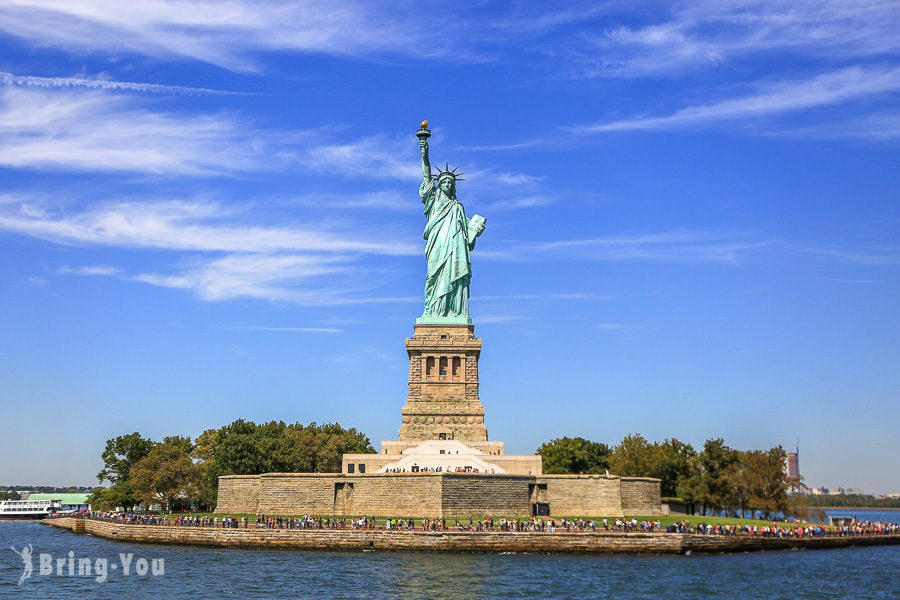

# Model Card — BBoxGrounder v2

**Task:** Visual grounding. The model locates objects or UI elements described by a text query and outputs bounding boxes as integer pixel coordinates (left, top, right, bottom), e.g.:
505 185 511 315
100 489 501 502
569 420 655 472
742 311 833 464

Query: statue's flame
420 120 429 129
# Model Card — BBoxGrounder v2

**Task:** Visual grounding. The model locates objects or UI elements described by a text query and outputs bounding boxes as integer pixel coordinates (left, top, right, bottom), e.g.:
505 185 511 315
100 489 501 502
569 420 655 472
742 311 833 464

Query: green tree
678 438 738 516
609 434 652 477
97 432 154 485
88 481 138 511
537 437 611 474
750 446 791 520
787 489 812 522
195 419 376 507
129 436 201 510
728 449 759 518
288 422 378 473
653 438 697 497
609 435 696 497
92 432 155 510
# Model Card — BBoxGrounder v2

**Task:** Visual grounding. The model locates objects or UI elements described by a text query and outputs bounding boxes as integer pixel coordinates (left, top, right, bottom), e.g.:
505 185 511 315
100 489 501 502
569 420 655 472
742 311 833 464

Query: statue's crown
435 163 464 182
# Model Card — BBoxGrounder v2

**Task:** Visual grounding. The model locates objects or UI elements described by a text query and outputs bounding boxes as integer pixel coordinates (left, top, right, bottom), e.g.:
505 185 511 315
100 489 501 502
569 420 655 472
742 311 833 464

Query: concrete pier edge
43 517 900 555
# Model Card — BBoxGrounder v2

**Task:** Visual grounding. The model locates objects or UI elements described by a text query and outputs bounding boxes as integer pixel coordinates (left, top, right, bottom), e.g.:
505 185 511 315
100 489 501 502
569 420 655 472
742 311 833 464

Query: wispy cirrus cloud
0 0 455 72
571 0 900 78
1 1 897 83
58 265 122 276
287 190 413 211
233 326 341 333
485 229 900 267
486 230 776 263
131 253 354 302
486 196 553 211
0 87 268 175
0 196 418 303
0 197 416 255
0 71 244 95
302 135 421 180
0 86 432 178
580 66 900 135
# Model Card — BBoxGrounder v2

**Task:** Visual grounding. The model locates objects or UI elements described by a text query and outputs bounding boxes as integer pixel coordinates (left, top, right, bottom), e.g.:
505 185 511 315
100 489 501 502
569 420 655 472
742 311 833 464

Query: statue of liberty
416 121 486 322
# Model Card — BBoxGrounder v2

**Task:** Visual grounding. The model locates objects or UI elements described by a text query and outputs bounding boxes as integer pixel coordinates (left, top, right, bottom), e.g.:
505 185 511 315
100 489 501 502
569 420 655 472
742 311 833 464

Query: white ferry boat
0 498 62 519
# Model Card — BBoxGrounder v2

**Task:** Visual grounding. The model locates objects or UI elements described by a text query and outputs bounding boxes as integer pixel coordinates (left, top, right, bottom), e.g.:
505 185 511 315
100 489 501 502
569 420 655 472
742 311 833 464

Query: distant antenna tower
787 438 801 484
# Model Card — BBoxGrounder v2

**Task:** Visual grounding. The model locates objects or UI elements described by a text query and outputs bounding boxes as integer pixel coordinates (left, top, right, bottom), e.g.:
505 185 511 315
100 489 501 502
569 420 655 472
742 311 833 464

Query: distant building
25 493 90 511
812 487 829 495
787 452 800 481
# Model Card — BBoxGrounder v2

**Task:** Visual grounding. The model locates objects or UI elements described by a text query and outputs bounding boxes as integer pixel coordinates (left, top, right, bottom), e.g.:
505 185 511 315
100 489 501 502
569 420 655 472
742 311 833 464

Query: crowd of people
667 519 900 537
258 515 347 529
57 511 899 538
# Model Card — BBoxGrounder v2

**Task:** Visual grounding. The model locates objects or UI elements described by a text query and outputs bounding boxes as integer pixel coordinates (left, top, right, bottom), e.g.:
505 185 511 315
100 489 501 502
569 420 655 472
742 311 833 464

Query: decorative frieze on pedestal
399 322 487 443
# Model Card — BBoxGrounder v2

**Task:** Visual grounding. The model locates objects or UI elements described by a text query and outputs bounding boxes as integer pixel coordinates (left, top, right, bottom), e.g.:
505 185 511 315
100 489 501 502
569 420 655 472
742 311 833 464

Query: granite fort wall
620 478 663 515
215 475 260 514
253 473 445 517
43 517 900 555
441 474 531 518
216 472 662 518
536 475 625 516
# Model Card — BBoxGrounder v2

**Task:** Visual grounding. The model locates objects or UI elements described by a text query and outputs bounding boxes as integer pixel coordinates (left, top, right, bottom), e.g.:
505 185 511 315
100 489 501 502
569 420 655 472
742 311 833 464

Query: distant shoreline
817 506 900 511
43 517 900 555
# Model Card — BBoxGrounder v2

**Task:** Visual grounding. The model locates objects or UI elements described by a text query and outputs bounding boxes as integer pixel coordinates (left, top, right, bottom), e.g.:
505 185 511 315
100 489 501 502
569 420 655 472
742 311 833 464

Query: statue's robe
420 179 476 318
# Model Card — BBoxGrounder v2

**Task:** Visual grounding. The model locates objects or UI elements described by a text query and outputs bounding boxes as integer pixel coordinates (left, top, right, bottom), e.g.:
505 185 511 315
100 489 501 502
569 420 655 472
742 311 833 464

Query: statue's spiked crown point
435 163 464 182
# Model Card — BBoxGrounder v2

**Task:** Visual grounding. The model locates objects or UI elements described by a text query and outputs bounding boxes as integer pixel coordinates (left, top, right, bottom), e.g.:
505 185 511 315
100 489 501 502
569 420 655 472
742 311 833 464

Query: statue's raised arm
418 120 432 183
415 121 485 323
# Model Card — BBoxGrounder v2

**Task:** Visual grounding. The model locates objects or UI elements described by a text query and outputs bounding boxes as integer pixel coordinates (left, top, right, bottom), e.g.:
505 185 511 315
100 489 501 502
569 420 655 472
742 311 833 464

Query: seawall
43 517 900 555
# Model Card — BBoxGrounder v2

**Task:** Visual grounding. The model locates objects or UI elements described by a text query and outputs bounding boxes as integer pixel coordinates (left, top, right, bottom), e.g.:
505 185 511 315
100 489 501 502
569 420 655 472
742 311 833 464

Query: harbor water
2 511 898 599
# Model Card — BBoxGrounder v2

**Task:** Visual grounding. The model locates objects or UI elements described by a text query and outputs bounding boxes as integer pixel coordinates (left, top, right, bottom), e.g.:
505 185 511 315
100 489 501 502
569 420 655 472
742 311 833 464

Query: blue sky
0 1 898 494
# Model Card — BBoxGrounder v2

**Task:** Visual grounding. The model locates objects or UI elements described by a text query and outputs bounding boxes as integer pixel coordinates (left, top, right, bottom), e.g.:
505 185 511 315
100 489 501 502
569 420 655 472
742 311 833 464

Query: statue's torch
417 120 431 141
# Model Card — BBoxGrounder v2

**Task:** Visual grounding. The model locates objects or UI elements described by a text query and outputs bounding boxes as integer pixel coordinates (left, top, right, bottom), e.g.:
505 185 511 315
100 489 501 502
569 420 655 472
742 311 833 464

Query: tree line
537 434 798 519
90 420 374 511
804 494 900 508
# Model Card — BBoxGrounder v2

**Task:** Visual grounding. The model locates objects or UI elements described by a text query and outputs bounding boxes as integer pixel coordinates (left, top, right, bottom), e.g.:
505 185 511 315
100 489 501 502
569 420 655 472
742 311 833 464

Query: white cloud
58 265 122 276
576 0 900 78
303 136 421 180
773 109 900 142
132 253 352 302
0 0 439 72
486 230 900 266
0 197 416 255
487 196 553 211
0 71 243 95
579 66 900 136
784 243 900 266
0 0 897 82
494 172 544 186
288 190 412 211
0 87 267 175
488 230 775 264
0 196 419 303
0 86 436 177
478 294 595 301
234 326 341 333
597 323 631 330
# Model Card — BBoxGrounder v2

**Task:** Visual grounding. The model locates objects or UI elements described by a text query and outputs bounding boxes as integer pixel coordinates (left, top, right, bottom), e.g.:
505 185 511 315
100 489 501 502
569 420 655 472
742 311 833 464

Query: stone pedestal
399 322 487 443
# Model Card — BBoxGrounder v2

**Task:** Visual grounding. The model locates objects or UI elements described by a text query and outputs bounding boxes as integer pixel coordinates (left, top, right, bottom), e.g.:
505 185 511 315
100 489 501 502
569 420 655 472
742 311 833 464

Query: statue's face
439 177 455 194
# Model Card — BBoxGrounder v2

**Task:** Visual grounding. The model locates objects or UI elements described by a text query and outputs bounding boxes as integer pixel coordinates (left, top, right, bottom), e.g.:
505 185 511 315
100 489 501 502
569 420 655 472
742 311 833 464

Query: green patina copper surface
416 123 485 323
